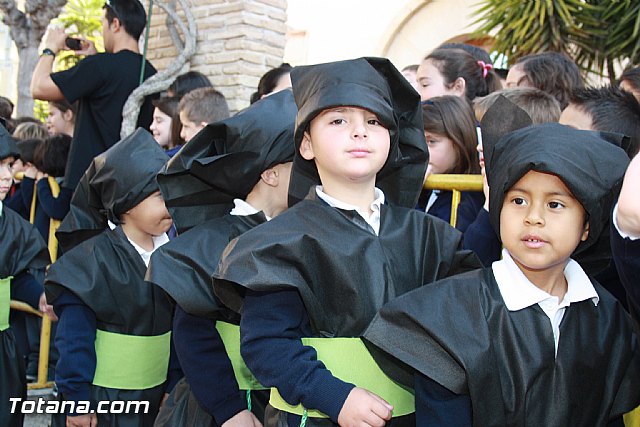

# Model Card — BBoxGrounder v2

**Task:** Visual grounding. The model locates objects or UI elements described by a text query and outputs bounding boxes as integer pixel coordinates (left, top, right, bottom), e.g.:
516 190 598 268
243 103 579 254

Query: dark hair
568 85 640 157
49 99 77 124
439 43 492 64
619 67 640 92
33 134 71 177
474 88 561 124
168 71 212 98
152 96 181 148
425 48 499 100
103 0 147 41
0 96 14 119
250 63 292 104
422 95 480 174
515 52 583 110
16 139 42 164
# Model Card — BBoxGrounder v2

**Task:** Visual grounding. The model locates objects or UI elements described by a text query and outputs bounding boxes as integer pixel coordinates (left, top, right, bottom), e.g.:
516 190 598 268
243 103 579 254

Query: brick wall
146 0 287 114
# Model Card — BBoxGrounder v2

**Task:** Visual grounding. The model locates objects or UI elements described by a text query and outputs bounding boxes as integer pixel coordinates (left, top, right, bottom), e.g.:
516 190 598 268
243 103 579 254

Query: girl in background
418 96 484 232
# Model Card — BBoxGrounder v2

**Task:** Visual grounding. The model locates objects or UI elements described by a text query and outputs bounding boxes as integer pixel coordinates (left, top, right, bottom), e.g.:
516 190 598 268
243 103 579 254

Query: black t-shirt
51 50 157 189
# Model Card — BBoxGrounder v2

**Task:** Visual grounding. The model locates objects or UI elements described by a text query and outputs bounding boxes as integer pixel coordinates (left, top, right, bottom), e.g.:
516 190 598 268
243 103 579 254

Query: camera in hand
65 37 83 51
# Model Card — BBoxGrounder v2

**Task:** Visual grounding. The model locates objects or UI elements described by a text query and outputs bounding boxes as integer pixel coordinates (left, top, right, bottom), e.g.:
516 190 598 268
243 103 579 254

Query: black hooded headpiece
0 123 19 161
486 123 629 259
157 89 297 233
288 57 427 208
56 128 168 251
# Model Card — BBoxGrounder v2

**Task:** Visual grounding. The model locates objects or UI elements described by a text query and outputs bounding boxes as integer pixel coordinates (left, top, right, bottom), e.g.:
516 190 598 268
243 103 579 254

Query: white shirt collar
493 249 599 311
229 199 270 220
127 233 170 267
612 202 640 240
315 186 385 235
0 200 3 217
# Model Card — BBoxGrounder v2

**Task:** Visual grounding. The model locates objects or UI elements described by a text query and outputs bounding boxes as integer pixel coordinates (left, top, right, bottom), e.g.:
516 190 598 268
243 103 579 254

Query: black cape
214 190 480 336
364 268 640 426
146 212 267 319
46 227 173 426
1 207 49 427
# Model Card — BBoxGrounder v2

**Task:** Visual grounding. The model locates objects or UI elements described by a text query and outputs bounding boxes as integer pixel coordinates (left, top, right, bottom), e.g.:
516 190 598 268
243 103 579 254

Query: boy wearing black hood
213 58 480 427
365 123 640 426
147 90 297 427
45 129 175 427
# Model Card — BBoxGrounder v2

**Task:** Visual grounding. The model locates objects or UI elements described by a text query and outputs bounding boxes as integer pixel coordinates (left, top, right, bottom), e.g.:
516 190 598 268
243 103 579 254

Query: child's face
300 107 390 187
500 170 589 281
150 108 172 148
416 59 458 101
425 131 457 174
0 156 15 201
124 191 173 236
179 111 205 143
46 105 71 136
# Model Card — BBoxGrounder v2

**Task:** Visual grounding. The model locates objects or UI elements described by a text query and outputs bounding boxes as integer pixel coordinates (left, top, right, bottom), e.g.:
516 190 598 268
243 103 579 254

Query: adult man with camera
31 0 157 190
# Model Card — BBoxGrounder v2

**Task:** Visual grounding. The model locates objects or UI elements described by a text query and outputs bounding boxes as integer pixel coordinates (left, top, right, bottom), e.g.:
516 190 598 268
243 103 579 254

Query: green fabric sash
216 321 267 390
0 276 12 331
93 329 171 390
269 337 415 418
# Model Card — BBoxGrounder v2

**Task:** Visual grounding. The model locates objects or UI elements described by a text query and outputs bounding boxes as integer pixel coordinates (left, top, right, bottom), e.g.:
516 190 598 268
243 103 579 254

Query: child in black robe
45 129 176 427
213 58 481 427
147 90 297 427
0 124 50 427
365 123 640 426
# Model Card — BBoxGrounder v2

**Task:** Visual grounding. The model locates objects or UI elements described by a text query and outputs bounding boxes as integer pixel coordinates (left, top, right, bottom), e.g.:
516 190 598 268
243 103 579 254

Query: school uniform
365 123 639 426
45 129 174 427
417 189 484 232
0 202 50 427
150 90 298 426
611 204 640 327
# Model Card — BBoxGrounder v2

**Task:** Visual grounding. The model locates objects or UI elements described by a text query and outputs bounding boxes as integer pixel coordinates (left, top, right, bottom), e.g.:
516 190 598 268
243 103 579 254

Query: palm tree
473 0 640 82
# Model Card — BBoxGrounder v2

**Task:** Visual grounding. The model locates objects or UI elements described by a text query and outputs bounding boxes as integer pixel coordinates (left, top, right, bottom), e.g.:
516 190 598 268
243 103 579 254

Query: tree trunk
16 45 38 116
1 0 68 116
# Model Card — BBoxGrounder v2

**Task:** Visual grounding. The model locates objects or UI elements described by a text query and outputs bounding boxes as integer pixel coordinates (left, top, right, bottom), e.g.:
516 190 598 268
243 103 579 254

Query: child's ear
581 221 590 242
260 167 279 187
63 109 73 122
452 77 466 97
299 132 315 161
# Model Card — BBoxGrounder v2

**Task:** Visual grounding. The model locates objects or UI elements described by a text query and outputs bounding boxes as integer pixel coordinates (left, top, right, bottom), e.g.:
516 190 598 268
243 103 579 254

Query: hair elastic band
477 60 493 78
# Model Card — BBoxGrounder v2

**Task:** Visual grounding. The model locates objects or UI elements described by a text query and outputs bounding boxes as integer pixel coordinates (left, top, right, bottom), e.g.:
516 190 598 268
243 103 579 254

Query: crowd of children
1 29 639 427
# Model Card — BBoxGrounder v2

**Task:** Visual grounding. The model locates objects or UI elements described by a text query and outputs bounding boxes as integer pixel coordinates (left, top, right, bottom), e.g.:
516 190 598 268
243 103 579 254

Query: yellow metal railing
424 174 483 227
10 175 61 390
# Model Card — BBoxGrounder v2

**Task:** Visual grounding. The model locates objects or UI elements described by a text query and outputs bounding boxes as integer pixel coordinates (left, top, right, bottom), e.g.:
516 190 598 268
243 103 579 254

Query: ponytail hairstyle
425 48 499 101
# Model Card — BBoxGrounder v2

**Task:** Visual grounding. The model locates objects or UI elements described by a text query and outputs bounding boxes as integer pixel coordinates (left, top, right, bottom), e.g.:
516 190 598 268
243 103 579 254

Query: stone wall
146 0 287 113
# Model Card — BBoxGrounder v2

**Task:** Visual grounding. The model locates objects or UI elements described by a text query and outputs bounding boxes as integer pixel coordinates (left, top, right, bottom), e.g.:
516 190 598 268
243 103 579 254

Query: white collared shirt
612 202 639 240
493 249 599 355
229 199 270 220
0 200 3 217
315 186 385 235
425 190 440 212
127 233 170 267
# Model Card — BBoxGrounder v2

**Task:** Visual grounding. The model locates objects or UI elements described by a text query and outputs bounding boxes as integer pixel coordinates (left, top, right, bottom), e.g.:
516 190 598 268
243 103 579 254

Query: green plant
472 0 640 82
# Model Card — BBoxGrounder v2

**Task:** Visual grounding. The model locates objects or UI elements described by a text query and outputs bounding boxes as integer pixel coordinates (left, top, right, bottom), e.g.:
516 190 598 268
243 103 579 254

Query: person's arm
31 27 98 101
52 290 97 412
414 373 472 427
10 271 44 309
30 28 66 101
616 153 640 237
240 289 357 423
173 306 246 425
36 180 72 220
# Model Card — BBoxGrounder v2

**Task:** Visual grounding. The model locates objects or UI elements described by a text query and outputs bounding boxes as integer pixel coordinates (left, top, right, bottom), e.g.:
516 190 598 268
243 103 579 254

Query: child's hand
38 293 58 321
337 387 393 427
66 413 97 427
24 165 38 179
221 409 263 427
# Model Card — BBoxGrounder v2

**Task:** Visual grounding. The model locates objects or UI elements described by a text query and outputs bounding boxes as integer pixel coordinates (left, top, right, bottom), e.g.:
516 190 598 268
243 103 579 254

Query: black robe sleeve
0 206 50 278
